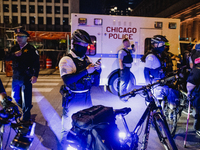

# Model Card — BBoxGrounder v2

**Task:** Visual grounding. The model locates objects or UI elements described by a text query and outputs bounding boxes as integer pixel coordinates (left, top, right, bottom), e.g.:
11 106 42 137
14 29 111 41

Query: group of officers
0 28 200 149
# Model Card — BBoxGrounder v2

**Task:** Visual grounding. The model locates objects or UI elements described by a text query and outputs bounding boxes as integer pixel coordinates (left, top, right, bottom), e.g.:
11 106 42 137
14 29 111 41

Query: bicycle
156 69 194 138
0 100 35 150
65 75 178 150
119 75 178 150
147 66 194 138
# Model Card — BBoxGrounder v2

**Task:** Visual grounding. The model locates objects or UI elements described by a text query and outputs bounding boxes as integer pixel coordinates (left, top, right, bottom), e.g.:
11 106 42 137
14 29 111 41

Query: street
0 69 200 150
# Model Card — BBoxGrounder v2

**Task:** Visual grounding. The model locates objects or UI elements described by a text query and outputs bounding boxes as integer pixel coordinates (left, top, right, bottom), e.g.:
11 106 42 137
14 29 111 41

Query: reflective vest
122 49 133 64
66 54 93 91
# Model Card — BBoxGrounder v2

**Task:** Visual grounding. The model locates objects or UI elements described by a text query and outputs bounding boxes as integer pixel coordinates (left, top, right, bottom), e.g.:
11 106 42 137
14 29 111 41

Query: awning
27 31 71 41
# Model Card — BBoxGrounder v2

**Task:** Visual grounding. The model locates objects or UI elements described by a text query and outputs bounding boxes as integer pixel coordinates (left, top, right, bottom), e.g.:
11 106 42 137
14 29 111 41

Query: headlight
66 144 78 150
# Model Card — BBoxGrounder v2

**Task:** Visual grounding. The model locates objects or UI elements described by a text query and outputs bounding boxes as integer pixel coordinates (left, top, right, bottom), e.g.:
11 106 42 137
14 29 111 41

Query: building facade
0 0 79 32
132 0 200 42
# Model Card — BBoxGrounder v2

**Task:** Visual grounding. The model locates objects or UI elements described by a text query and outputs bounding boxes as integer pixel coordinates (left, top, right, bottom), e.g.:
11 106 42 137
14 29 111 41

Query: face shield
154 41 165 54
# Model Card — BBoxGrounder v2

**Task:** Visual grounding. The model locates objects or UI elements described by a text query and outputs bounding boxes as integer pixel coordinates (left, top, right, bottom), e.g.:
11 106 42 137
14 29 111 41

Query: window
86 36 96 56
46 17 52 24
4 16 9 24
63 18 68 25
63 7 68 14
38 17 43 24
55 6 60 14
3 4 9 12
29 5 35 13
12 5 18 13
29 0 35 2
46 0 52 2
169 23 177 29
144 38 151 54
154 22 162 29
12 0 17 1
55 0 60 3
46 6 52 14
63 0 68 3
55 17 60 25
21 0 26 1
12 16 18 24
38 0 43 2
21 5 26 13
21 16 27 24
38 6 43 13
30 17 35 24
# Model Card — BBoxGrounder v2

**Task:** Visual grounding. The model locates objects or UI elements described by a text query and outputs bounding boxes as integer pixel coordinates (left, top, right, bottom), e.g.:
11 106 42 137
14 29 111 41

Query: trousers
119 67 131 96
12 78 33 121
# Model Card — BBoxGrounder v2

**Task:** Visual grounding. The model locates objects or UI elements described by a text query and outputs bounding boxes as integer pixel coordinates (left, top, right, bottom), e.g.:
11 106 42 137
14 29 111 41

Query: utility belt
59 85 89 107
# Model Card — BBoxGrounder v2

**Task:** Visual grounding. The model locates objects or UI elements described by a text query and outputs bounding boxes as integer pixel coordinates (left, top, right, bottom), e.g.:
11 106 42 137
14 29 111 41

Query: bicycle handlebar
120 75 177 99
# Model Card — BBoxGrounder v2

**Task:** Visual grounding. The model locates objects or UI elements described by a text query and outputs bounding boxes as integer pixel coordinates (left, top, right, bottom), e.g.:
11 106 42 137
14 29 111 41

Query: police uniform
118 48 133 96
143 51 162 84
5 29 40 121
59 50 101 140
187 49 200 130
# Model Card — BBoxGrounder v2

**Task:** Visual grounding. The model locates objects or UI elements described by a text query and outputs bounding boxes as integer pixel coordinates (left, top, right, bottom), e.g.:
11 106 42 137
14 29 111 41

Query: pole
184 100 191 148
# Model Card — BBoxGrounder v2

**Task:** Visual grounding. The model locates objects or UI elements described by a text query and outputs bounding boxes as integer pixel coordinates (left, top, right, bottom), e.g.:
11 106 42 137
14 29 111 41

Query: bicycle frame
119 75 178 150
120 87 167 150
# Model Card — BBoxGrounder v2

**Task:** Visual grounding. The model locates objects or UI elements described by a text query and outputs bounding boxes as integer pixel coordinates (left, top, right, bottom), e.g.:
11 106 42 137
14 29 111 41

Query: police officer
59 29 101 146
142 35 168 84
161 42 175 74
187 41 200 136
5 29 40 123
118 38 134 100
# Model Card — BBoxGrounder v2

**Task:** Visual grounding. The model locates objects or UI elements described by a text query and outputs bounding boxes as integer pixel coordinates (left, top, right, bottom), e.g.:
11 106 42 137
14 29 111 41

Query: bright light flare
118 131 127 140
66 145 78 150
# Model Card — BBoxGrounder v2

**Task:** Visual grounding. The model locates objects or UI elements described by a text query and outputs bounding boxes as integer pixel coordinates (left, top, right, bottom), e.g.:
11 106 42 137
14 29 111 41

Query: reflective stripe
71 89 89 93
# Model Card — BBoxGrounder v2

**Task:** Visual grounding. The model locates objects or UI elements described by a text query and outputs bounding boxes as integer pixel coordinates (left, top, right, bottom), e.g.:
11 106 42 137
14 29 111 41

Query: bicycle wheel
164 108 178 138
153 113 178 150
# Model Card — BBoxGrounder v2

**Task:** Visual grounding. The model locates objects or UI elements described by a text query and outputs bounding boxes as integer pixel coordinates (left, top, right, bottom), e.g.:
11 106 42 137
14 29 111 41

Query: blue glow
66 145 78 150
118 131 127 139
33 88 62 141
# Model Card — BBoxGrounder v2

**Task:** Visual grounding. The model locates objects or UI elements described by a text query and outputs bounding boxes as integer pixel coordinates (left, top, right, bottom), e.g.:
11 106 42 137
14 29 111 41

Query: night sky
80 0 143 14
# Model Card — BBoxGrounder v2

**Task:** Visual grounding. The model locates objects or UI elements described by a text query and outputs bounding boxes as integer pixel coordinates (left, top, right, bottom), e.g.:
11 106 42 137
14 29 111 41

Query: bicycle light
119 131 127 140
66 144 78 150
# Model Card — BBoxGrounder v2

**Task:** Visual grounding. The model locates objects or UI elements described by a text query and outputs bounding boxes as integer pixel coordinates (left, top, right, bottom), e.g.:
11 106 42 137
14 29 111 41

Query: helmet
72 29 92 44
195 40 200 51
151 35 168 45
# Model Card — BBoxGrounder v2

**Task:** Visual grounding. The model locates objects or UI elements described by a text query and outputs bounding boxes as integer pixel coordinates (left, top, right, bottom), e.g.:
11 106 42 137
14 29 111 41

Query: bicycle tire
164 107 178 138
153 113 178 150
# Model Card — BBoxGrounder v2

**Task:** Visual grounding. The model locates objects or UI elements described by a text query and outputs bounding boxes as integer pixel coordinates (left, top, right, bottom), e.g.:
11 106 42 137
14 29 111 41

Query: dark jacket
5 43 40 80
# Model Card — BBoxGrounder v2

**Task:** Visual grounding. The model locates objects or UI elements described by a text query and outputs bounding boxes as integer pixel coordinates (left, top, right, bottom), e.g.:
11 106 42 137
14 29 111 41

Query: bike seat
114 107 131 116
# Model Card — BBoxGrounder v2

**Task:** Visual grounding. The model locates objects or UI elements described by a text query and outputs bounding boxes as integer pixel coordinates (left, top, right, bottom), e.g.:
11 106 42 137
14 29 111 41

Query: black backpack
70 105 124 150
